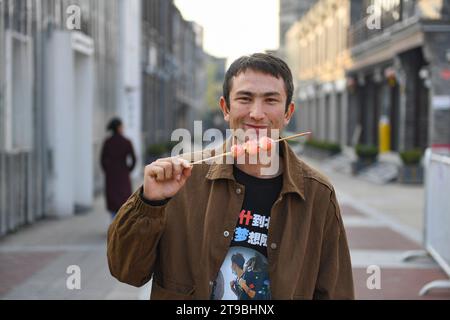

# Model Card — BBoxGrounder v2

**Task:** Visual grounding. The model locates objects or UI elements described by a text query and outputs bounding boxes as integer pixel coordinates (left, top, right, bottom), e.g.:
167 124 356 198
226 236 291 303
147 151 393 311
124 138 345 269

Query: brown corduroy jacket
107 141 354 300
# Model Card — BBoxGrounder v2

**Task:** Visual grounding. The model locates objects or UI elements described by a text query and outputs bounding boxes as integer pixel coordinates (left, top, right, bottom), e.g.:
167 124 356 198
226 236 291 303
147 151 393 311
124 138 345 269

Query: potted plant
398 149 424 184
352 144 378 175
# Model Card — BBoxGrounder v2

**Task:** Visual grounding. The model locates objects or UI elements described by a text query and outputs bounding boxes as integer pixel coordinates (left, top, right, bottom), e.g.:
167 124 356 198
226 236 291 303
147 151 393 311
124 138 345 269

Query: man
107 53 354 299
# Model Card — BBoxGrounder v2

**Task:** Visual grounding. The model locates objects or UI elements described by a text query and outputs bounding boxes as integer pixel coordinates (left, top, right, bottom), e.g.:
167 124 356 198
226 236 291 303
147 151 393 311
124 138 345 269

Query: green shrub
165 141 179 151
147 141 179 157
147 143 168 157
400 149 423 165
355 144 378 159
147 141 182 157
305 139 342 154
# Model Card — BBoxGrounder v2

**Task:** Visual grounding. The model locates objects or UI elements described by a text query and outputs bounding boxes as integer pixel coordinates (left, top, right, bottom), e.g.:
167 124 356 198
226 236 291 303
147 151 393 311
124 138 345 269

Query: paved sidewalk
302 155 450 299
0 196 149 300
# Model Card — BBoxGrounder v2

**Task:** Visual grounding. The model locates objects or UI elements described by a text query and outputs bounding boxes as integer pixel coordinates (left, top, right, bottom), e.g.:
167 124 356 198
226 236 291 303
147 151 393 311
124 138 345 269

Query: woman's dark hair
222 53 294 112
231 253 245 269
107 117 123 134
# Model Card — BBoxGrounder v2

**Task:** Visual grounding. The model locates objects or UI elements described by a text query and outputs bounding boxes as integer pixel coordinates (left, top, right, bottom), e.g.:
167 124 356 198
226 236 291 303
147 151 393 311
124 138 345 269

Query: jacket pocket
151 280 195 300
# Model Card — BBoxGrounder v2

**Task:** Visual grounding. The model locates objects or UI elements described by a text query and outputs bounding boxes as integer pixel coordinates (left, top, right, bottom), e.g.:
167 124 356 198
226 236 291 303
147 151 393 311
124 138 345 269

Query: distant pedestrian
100 118 136 219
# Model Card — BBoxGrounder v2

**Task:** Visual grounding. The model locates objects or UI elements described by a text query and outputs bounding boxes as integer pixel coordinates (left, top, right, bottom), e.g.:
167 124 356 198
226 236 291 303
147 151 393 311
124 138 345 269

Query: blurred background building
141 0 205 149
286 0 351 146
2 0 449 238
201 54 227 133
278 0 317 59
0 0 218 236
0 0 123 235
285 0 450 154
347 0 450 152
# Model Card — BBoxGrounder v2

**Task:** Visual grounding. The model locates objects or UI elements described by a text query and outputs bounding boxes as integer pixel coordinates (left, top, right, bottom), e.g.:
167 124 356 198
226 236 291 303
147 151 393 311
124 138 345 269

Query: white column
46 31 75 217
73 52 94 209
118 0 142 179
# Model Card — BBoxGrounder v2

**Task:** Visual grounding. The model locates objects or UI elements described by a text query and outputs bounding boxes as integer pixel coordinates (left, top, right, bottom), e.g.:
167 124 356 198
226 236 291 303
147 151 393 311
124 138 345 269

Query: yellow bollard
379 116 391 153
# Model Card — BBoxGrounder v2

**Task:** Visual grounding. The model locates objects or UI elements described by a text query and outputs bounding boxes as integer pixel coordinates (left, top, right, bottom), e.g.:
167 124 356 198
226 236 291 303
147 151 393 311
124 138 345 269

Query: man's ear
284 102 295 126
220 97 230 122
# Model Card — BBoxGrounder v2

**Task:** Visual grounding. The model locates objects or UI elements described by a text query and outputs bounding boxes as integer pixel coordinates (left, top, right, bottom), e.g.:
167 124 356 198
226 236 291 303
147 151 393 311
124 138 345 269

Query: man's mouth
244 124 269 131
235 124 274 142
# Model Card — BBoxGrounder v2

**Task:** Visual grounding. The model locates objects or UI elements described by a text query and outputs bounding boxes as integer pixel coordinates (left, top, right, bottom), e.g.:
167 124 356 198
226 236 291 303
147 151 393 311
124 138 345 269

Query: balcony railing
349 0 417 47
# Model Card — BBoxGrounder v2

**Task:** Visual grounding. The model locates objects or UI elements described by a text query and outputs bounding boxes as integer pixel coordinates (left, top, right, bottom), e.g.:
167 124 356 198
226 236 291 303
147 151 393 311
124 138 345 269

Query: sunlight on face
220 70 294 141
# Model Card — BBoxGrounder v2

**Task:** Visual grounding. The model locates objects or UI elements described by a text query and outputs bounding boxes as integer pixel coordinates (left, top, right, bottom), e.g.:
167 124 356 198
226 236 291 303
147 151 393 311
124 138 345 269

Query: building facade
0 0 207 236
279 0 318 58
141 0 205 155
0 0 123 235
286 0 352 146
286 0 450 155
347 0 450 152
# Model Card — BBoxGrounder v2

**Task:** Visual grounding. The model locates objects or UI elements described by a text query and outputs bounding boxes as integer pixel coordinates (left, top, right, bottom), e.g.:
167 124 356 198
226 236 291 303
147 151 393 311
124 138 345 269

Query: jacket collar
206 138 306 200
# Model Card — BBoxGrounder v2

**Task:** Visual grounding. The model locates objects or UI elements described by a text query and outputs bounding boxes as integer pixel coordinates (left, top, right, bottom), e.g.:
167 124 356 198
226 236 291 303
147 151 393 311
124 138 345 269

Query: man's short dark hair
231 253 245 269
222 53 294 112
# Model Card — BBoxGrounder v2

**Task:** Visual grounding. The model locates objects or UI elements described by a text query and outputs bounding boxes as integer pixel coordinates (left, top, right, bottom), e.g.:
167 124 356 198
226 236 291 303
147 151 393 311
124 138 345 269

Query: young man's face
220 69 295 141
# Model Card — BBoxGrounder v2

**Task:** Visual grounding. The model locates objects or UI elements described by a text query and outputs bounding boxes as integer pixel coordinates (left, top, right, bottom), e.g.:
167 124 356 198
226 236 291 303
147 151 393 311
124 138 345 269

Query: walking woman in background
101 118 136 219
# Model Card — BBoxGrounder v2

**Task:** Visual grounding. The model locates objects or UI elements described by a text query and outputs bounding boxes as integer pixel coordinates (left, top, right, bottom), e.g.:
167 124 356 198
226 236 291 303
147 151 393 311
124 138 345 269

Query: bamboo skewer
275 131 312 144
149 131 313 179
174 148 213 159
189 131 312 165
191 152 233 165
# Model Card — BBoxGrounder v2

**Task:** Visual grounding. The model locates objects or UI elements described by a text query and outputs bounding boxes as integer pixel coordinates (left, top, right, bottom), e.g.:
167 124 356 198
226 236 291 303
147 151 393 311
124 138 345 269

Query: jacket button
270 243 277 250
209 281 214 286
236 188 242 195
224 231 230 237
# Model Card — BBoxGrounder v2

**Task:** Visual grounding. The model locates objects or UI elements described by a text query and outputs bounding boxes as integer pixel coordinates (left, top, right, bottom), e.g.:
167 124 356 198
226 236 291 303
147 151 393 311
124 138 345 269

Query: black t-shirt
210 166 282 300
230 166 283 257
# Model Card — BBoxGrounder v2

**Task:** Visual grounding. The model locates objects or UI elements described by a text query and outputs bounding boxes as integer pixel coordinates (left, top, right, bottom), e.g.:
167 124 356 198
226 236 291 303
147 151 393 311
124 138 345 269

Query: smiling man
107 53 354 300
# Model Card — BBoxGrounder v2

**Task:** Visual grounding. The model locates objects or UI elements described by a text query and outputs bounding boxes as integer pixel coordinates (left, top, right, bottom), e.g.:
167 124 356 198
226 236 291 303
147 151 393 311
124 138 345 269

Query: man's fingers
148 158 192 182
172 158 183 181
149 166 164 181
157 161 173 180
183 166 192 177
181 159 192 169
170 158 191 181
180 166 192 182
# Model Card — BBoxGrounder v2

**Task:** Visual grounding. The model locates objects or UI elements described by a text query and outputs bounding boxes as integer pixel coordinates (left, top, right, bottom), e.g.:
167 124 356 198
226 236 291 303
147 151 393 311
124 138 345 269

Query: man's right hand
143 157 193 201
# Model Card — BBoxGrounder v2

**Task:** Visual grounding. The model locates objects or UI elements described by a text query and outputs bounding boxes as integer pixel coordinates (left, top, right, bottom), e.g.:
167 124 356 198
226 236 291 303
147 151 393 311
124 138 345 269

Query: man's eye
266 99 279 104
238 97 251 102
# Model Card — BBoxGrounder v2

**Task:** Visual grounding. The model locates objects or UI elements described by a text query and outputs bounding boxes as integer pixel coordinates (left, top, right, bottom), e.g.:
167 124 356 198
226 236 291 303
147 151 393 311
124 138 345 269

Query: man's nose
249 101 265 120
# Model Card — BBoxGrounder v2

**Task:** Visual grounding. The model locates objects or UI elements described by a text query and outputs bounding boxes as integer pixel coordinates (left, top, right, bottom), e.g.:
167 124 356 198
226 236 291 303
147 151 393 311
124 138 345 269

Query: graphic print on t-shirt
231 208 270 256
211 166 282 300
211 247 271 300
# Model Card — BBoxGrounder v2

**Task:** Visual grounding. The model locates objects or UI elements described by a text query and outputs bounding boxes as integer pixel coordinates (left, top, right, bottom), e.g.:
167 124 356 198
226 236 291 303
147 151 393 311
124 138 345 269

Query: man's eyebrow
262 92 282 97
235 91 254 96
235 91 282 97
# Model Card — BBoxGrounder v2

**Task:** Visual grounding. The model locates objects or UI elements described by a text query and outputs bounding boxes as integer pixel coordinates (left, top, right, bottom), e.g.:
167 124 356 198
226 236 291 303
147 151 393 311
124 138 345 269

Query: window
3 31 34 153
